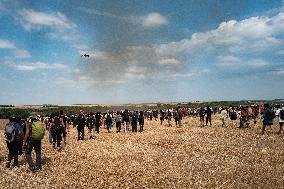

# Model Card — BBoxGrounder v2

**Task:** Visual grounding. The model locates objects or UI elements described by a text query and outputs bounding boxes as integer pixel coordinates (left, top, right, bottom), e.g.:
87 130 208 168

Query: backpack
116 115 122 123
230 112 237 120
4 122 16 143
89 116 95 125
268 110 276 120
106 115 112 123
31 121 45 140
280 110 284 120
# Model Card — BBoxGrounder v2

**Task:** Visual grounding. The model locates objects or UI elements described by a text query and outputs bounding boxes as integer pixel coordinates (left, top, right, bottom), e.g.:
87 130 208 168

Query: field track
0 116 284 188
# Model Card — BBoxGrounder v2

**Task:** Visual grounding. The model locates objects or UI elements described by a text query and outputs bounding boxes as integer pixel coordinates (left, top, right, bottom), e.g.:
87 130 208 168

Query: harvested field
0 119 8 130
0 116 284 188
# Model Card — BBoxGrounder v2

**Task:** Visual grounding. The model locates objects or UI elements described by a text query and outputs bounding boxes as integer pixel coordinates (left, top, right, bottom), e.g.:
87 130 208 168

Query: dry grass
0 116 284 189
0 119 8 130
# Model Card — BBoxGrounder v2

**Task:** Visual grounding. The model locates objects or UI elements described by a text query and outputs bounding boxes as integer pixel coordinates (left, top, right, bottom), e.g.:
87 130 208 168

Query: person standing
87 113 96 139
252 105 259 125
105 113 113 133
220 108 228 127
159 110 165 126
123 110 130 133
261 104 274 135
173 109 178 127
76 110 86 140
4 117 23 168
199 107 205 127
167 109 172 127
205 107 212 126
276 105 284 134
230 107 238 127
95 112 101 134
131 112 138 132
60 111 68 144
115 111 122 133
239 106 247 128
153 110 158 121
23 115 45 172
138 111 145 132
52 112 63 148
177 107 183 128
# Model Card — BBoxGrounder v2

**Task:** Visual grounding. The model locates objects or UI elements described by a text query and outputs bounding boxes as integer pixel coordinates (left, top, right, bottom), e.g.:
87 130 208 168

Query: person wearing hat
276 104 284 134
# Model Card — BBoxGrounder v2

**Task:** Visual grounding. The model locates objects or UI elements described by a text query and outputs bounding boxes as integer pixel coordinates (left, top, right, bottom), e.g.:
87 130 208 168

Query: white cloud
142 13 168 27
55 76 126 88
247 59 269 67
216 55 240 67
157 11 284 55
78 8 168 29
217 55 240 63
17 9 77 41
18 9 75 31
158 58 181 65
14 49 31 58
13 62 67 71
171 73 193 78
217 56 269 67
73 44 89 50
276 69 284 75
78 7 126 21
0 40 31 59
0 39 15 49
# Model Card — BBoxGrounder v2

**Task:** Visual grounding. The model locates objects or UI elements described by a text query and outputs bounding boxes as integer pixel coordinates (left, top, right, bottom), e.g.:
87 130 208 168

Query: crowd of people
2 103 284 172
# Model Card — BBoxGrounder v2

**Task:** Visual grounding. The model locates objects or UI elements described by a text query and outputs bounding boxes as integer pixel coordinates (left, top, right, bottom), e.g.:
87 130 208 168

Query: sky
0 0 284 105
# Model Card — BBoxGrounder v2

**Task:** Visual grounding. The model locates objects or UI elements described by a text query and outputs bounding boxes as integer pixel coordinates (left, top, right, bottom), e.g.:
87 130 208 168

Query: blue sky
0 0 284 105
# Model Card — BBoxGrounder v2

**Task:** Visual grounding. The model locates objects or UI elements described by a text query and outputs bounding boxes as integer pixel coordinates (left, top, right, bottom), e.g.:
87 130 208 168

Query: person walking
167 109 172 127
4 117 23 168
138 111 145 132
115 111 122 133
220 108 228 127
230 107 238 127
105 113 113 133
95 112 101 134
52 112 63 148
87 113 96 139
160 110 165 126
76 110 86 140
60 111 68 144
205 107 212 126
131 112 138 132
123 110 130 133
23 115 45 172
199 107 205 127
261 104 275 135
177 107 183 128
276 105 284 134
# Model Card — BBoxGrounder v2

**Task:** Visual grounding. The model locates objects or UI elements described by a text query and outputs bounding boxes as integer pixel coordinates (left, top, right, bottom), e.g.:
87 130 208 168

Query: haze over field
0 0 284 104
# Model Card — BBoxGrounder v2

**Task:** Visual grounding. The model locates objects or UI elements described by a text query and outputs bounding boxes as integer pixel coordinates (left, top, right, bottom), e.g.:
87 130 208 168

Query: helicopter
81 54 90 58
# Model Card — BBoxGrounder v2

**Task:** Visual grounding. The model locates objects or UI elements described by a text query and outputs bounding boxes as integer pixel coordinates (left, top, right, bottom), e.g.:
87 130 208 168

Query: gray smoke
77 1 184 87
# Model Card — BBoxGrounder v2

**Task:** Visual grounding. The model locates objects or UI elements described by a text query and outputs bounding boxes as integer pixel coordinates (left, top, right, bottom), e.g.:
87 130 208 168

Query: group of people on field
3 103 284 172
211 104 284 135
72 109 146 140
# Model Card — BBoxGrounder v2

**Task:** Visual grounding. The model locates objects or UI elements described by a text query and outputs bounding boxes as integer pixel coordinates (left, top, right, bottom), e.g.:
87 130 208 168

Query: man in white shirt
276 105 284 134
220 108 228 127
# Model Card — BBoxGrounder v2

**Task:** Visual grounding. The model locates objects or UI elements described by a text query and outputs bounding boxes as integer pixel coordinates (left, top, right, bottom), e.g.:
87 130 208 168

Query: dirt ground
0 116 284 189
